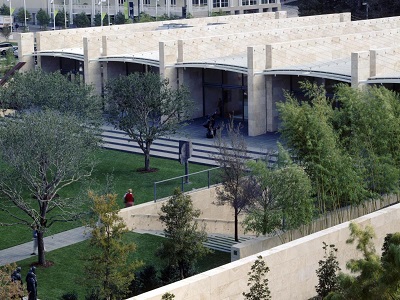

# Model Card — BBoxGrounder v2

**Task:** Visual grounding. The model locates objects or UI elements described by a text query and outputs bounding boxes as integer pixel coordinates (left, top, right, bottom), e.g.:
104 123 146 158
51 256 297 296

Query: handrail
153 167 221 202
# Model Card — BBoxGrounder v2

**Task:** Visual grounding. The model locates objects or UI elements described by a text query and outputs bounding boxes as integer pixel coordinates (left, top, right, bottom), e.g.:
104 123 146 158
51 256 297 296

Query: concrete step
101 127 274 167
133 229 256 253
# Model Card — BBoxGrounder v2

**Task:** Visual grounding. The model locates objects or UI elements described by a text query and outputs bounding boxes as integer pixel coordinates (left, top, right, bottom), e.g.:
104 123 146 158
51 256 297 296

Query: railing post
154 182 157 202
181 177 184 192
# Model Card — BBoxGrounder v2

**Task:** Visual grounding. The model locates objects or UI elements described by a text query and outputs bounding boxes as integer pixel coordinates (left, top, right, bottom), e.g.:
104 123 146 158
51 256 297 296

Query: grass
0 148 214 249
2 148 230 299
14 233 231 300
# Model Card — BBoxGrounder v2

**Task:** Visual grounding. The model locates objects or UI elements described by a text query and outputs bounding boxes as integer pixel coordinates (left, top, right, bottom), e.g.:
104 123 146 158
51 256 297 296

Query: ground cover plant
11 233 230 299
0 148 211 250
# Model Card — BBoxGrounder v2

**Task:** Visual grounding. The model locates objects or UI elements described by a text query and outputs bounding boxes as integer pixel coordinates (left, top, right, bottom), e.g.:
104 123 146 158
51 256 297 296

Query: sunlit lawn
0 148 215 249
15 233 231 300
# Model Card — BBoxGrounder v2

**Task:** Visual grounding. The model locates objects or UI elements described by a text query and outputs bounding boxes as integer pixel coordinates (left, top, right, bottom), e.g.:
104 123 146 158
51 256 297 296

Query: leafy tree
55 9 69 28
85 192 142 300
0 70 101 266
129 265 161 296
114 11 126 24
325 223 400 300
214 119 255 242
315 242 341 298
94 12 109 26
243 144 314 236
0 4 10 15
277 81 367 217
157 189 211 279
162 292 175 300
15 7 30 24
0 69 102 123
36 8 51 29
137 12 154 22
105 72 192 171
242 255 271 300
0 111 99 266
73 12 90 28
333 84 400 196
298 0 400 20
211 9 229 16
1 25 11 41
0 263 24 299
0 49 17 78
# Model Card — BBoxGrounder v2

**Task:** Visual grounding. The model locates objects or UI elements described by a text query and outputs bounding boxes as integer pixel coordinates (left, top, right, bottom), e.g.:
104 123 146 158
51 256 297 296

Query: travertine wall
118 186 249 236
127 202 400 300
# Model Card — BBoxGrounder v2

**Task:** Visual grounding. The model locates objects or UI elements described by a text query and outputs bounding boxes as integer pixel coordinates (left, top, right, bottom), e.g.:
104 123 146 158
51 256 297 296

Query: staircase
133 229 256 253
101 126 274 166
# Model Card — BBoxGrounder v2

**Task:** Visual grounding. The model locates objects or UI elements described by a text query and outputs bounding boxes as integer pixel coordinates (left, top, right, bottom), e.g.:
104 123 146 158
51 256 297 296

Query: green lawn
0 148 215 249
15 233 231 300
2 148 229 299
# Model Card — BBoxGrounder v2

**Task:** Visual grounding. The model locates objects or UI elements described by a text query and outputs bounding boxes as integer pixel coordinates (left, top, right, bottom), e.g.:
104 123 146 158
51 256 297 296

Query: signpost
179 140 192 184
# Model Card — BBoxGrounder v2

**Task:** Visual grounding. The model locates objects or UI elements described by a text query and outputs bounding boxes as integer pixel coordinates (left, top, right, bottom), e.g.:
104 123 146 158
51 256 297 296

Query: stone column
247 45 267 136
18 32 35 72
351 51 370 89
83 36 102 94
159 40 178 89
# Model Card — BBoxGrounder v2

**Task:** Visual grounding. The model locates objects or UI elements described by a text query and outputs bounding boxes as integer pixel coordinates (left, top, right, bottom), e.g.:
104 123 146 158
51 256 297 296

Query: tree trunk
37 231 46 265
234 207 239 242
144 152 150 171
144 141 152 171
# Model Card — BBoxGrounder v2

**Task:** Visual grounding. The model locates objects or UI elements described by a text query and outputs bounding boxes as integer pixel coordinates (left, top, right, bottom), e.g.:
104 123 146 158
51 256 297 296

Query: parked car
0 42 14 55
13 46 18 58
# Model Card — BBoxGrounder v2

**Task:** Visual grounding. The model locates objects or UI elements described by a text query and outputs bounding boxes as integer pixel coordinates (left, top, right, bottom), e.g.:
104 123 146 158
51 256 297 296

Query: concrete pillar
18 32 35 72
340 12 351 22
83 37 102 94
159 40 178 89
247 45 267 136
275 10 287 19
351 51 370 89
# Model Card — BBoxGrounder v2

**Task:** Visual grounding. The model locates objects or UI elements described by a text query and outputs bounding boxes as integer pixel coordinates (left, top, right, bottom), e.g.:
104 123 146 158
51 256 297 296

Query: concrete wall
127 202 400 300
119 186 249 236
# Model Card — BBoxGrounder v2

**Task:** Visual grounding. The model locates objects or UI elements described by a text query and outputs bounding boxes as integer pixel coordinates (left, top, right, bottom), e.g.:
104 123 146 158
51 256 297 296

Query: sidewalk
0 227 89 266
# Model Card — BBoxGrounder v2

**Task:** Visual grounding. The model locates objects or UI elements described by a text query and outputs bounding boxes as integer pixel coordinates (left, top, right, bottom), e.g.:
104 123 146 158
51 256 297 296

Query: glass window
213 0 228 8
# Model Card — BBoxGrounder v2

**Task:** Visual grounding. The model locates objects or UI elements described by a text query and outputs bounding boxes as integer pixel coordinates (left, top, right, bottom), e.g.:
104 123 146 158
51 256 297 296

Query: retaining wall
127 202 400 300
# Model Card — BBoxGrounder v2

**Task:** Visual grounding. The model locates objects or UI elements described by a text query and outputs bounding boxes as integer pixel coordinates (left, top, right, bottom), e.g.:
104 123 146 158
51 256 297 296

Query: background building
0 0 281 26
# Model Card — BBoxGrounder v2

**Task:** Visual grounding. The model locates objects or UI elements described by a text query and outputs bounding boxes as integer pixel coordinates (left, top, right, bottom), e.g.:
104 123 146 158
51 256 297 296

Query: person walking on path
123 188 134 207
26 266 37 300
31 226 38 255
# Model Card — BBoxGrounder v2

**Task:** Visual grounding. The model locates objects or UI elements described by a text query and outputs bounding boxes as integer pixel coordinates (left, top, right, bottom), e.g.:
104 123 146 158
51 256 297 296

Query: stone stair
133 229 256 253
101 126 274 167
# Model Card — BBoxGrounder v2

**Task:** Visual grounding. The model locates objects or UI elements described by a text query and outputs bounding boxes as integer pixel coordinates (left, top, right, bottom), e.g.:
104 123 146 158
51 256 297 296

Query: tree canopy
36 8 51 28
105 72 192 171
0 110 99 265
326 224 400 300
243 144 314 236
298 0 400 20
15 7 30 24
73 12 90 28
157 189 210 280
0 69 102 123
276 82 400 218
85 192 141 299
0 69 102 265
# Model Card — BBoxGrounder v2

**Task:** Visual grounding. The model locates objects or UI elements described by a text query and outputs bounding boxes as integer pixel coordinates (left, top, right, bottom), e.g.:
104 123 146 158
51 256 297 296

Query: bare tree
213 119 255 242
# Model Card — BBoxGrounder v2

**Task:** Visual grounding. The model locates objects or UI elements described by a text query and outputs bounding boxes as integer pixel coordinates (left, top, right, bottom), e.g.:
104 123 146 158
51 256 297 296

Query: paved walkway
0 227 89 266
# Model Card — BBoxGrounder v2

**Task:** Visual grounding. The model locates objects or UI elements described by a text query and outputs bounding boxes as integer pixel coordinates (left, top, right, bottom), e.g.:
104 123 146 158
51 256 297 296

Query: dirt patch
30 260 55 268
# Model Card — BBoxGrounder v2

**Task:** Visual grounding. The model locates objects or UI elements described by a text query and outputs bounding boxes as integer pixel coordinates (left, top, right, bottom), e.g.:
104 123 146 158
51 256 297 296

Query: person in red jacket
124 189 134 207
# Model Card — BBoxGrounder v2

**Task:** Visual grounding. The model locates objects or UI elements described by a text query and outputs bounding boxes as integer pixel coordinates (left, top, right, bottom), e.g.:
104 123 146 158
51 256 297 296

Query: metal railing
153 167 221 202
